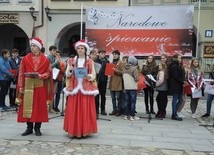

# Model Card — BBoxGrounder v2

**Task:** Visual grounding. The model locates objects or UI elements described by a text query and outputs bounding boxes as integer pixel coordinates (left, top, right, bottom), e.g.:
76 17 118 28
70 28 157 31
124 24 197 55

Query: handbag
204 84 214 95
183 84 192 95
191 87 202 98
138 73 147 90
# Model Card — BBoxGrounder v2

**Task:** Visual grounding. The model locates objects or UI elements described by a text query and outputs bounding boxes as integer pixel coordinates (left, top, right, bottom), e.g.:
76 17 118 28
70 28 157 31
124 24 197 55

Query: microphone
70 63 74 73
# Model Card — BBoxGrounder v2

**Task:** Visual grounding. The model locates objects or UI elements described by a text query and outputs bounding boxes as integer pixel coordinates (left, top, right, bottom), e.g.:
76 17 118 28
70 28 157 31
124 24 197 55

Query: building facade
0 0 213 68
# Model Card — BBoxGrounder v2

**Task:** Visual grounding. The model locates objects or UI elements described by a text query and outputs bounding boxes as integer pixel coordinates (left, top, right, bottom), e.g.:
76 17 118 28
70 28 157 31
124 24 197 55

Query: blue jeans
110 91 122 112
172 93 182 115
124 90 137 116
206 94 214 114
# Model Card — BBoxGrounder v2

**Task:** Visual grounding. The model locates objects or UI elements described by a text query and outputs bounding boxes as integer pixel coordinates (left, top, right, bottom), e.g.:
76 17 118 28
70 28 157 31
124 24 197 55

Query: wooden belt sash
23 78 43 118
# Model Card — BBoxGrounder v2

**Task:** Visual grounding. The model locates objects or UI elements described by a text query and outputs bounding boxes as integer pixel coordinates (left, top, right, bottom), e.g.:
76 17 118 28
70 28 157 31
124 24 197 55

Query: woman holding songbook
187 58 204 119
63 40 98 138
141 55 158 114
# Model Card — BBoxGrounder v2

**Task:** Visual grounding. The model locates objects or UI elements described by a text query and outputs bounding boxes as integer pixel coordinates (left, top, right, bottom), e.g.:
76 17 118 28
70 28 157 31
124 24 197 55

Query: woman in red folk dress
16 37 53 136
63 40 99 138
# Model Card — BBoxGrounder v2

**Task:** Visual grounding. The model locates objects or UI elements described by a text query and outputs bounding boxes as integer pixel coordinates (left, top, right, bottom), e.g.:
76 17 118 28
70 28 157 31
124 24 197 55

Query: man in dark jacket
8 48 21 108
168 54 185 121
95 49 109 116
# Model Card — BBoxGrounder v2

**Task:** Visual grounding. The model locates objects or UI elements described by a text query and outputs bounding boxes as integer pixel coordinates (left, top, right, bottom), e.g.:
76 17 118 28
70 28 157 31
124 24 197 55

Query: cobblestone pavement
0 139 214 155
0 95 214 155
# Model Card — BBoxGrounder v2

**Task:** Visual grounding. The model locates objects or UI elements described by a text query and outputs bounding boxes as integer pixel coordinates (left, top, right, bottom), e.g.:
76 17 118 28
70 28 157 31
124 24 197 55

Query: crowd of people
0 37 213 139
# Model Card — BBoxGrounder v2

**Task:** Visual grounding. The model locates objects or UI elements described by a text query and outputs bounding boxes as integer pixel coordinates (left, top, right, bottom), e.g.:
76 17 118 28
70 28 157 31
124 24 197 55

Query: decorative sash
23 78 43 118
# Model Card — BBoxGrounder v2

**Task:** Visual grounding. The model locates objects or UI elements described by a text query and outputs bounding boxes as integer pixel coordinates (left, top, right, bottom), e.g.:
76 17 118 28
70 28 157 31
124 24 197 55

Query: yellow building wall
194 9 214 42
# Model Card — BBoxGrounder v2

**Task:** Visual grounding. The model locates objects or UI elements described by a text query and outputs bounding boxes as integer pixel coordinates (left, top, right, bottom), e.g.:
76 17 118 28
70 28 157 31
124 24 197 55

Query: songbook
52 67 60 80
183 84 192 95
24 72 39 78
105 63 115 76
147 74 157 82
74 67 88 78
203 79 214 85
94 63 102 74
9 69 17 76
191 87 202 99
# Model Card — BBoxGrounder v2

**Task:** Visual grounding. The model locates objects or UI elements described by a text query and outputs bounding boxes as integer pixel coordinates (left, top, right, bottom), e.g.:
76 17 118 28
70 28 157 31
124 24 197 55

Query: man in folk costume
16 37 53 136
63 40 99 138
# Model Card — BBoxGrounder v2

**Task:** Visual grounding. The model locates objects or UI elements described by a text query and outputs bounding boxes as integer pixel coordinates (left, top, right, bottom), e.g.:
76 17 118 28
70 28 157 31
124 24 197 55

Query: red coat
17 53 53 122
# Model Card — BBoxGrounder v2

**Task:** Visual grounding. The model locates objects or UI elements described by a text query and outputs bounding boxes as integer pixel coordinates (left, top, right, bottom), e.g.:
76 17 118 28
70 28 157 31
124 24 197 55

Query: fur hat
30 37 43 50
128 56 138 66
74 40 89 51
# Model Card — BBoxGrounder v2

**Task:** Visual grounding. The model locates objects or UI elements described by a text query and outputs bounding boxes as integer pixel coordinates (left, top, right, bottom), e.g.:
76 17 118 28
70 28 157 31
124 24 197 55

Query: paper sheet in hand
191 87 202 98
203 79 214 85
147 74 157 82
74 67 87 78
94 63 102 74
204 84 214 95
24 72 39 78
52 67 60 80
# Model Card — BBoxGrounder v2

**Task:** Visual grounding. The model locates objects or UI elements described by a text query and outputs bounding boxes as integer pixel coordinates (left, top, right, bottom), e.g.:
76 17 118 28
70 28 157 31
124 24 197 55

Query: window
0 0 10 3
73 0 93 1
133 0 152 5
18 0 32 3
96 0 117 1
51 0 71 1
191 0 207 2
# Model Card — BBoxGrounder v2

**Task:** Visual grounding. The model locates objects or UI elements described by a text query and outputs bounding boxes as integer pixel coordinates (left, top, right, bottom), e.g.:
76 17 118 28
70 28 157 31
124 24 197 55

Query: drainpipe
33 0 44 35
128 0 131 6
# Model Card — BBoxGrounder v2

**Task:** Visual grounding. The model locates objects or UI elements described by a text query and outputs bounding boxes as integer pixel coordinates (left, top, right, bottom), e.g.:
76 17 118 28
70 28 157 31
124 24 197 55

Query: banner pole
80 2 83 40
196 0 201 58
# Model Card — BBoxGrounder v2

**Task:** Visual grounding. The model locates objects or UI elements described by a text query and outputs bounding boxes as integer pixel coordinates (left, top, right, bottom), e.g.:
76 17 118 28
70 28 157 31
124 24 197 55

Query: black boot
155 111 161 118
34 122 42 136
146 106 150 114
150 107 156 114
21 122 33 136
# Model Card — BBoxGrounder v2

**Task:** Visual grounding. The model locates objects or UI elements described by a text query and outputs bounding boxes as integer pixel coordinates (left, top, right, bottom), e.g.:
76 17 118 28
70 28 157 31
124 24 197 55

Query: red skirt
63 92 97 138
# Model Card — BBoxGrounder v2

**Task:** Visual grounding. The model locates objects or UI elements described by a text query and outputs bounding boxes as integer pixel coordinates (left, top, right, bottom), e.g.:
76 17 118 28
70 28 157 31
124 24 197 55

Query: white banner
86 5 194 56
87 5 194 30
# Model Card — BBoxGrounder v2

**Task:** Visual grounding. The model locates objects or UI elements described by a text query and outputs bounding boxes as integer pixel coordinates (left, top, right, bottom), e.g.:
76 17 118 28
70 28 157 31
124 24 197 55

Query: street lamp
45 7 52 21
29 6 37 21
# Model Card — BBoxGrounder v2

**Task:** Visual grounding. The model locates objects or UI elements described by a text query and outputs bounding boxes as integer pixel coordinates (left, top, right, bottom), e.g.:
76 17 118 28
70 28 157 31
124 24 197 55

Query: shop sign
203 43 214 58
0 14 19 23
